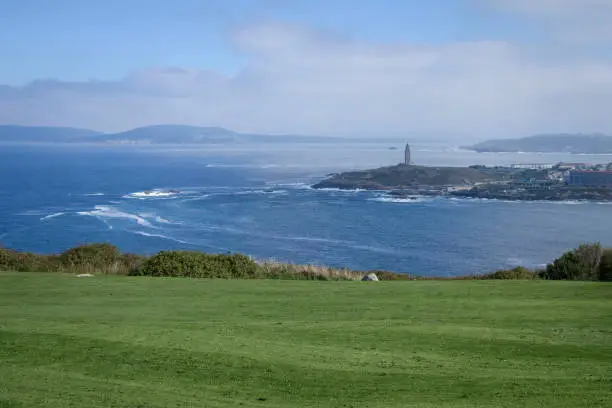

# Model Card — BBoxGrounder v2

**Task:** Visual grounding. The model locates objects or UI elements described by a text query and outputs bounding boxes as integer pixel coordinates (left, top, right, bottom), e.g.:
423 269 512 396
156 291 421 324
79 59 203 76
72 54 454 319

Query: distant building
515 180 555 191
404 143 411 165
509 163 554 170
558 162 591 171
567 171 612 187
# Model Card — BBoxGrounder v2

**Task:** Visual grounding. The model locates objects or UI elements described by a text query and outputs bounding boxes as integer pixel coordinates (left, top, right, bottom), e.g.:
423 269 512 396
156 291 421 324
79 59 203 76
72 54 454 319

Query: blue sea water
1 142 612 276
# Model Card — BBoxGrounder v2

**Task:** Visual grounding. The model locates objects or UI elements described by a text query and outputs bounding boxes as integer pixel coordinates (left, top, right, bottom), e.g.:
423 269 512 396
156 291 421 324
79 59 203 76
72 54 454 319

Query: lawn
0 273 611 407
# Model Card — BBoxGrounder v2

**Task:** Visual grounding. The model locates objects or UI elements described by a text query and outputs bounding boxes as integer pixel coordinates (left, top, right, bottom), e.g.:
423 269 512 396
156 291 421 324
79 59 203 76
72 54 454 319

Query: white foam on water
278 235 351 245
136 212 177 225
155 216 174 224
132 230 189 244
84 193 105 196
179 194 212 203
269 182 313 190
233 189 288 196
317 187 368 193
77 205 154 227
124 189 180 199
206 163 281 169
40 212 65 221
370 196 428 204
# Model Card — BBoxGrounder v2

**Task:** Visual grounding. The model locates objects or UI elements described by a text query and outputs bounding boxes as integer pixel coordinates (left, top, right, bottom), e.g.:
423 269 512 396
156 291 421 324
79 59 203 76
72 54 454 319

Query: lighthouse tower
404 143 411 166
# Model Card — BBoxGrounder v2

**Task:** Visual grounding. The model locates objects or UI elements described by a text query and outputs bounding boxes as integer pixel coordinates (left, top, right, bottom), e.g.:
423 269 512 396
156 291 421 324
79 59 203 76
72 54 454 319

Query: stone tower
404 143 411 166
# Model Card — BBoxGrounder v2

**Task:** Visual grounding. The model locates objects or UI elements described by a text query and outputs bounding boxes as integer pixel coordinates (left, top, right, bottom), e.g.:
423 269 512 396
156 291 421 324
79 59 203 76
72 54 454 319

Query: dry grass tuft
256 259 364 281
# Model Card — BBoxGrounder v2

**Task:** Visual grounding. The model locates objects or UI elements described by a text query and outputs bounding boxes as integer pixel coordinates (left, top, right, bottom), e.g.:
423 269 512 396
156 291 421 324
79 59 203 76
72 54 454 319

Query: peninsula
312 164 509 191
312 162 612 202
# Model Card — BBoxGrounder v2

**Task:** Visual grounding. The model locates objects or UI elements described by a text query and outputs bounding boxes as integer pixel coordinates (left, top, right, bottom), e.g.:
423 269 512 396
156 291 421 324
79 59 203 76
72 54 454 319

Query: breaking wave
268 182 313 190
124 189 180 199
77 206 154 227
137 212 178 225
155 216 174 224
233 189 288 196
131 231 189 244
370 196 428 204
40 212 65 221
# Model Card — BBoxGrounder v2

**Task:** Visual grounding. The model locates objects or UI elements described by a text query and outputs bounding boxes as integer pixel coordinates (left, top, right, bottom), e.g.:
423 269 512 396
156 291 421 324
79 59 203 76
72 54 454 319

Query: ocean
2 142 611 276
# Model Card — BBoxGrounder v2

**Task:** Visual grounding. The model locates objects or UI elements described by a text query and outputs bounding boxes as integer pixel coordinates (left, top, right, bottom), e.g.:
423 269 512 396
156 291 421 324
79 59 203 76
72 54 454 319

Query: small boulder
75 273 94 278
362 272 379 282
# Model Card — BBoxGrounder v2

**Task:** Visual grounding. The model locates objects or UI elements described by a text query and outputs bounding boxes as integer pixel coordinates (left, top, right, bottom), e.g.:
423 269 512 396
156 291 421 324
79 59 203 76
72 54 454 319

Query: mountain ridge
0 124 343 144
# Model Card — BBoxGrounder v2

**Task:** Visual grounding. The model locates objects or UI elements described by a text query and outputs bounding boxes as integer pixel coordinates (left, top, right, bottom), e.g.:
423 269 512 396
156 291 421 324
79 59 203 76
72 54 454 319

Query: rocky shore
313 163 612 202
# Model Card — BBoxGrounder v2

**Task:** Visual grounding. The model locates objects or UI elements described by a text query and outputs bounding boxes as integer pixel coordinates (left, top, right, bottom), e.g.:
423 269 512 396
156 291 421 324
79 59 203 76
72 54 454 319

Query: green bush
119 253 146 276
137 250 261 279
60 243 120 269
598 249 612 282
542 243 603 281
0 247 61 272
0 243 142 275
479 266 538 280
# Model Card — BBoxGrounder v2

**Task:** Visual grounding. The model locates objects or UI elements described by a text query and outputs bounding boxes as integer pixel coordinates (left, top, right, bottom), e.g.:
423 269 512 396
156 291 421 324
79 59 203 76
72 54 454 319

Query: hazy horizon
2 0 612 140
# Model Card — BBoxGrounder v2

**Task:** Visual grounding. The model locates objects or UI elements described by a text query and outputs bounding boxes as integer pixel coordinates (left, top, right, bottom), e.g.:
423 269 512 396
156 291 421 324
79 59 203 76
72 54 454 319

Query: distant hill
89 125 240 144
0 125 101 143
464 133 612 154
0 124 346 145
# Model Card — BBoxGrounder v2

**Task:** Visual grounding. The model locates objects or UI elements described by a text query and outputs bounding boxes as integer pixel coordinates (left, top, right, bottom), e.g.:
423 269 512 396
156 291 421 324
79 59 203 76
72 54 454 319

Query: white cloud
1 22 612 139
488 0 612 43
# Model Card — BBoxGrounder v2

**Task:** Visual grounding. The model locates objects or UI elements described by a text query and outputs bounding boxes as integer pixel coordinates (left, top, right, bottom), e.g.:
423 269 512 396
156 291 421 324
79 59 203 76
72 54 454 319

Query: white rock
362 272 379 281
75 273 94 278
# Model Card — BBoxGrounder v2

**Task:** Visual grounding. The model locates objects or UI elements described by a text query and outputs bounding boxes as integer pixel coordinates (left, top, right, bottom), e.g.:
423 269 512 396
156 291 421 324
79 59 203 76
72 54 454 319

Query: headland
312 161 612 202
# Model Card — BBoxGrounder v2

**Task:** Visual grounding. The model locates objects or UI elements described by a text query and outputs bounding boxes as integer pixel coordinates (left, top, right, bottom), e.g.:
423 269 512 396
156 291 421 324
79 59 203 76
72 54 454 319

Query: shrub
598 249 612 282
119 253 146 276
0 247 61 272
0 243 143 275
137 250 261 279
371 270 413 280
479 266 538 280
257 261 360 280
60 243 120 269
542 243 603 281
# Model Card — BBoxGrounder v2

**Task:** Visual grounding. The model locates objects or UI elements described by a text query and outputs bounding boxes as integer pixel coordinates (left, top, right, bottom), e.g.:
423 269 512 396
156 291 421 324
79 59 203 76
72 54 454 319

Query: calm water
1 142 611 276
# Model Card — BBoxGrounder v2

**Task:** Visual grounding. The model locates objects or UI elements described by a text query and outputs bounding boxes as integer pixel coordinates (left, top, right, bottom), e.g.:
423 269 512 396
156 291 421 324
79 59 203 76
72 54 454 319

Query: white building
509 163 555 170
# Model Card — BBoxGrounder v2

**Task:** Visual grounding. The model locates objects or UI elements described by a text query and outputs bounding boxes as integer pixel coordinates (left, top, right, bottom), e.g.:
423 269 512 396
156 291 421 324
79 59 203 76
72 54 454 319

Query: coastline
311 163 612 203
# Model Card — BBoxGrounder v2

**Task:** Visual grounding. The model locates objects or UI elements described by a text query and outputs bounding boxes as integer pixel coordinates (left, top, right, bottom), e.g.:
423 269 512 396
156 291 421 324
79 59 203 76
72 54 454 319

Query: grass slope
1 273 611 408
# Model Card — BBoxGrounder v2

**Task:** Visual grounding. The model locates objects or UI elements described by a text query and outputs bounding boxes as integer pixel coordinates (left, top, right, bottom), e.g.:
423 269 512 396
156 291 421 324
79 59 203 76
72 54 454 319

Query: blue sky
1 0 611 138
1 0 541 85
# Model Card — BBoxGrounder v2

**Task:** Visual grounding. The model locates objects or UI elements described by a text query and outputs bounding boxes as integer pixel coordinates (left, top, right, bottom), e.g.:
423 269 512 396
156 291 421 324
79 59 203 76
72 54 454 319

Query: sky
1 0 612 140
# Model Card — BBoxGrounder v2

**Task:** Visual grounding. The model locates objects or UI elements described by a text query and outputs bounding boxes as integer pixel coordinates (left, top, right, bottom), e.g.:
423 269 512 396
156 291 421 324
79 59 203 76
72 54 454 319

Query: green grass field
1 273 611 407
